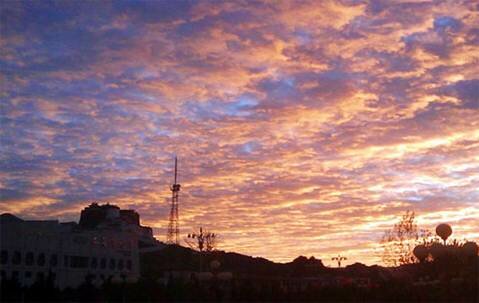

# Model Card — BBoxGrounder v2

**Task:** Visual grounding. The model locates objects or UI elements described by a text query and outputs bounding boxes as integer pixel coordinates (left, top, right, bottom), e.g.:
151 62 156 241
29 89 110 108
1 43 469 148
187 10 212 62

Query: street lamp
332 255 347 268
187 227 217 271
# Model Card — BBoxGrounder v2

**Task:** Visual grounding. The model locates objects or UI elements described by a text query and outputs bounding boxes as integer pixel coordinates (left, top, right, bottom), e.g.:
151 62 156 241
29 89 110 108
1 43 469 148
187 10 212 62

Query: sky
1 0 478 266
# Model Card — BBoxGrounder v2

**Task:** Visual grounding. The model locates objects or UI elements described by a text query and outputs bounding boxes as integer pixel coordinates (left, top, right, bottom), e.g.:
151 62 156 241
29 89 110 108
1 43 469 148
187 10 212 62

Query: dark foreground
2 246 478 302
1 274 477 303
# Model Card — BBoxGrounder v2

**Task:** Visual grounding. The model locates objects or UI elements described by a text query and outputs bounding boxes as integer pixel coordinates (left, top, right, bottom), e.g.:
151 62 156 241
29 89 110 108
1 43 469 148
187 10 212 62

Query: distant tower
166 157 181 244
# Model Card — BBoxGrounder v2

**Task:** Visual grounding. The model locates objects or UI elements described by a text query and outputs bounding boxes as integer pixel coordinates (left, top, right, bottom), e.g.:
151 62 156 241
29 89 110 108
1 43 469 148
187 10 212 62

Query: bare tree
380 210 432 267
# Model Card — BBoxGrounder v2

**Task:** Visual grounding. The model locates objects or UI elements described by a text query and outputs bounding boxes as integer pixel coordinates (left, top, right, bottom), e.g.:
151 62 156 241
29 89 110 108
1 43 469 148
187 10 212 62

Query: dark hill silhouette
141 244 477 282
141 245 327 278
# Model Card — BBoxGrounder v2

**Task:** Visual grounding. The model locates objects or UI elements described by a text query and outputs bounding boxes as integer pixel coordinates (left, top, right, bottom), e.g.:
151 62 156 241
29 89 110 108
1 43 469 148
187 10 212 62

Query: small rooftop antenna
166 156 181 244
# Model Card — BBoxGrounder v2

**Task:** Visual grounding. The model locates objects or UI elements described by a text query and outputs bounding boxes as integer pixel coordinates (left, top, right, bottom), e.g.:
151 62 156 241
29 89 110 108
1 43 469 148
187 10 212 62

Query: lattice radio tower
166 156 181 244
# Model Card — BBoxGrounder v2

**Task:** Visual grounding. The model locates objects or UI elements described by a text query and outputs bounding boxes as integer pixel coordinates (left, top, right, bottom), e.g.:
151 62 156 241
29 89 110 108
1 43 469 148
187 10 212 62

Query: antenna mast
167 156 181 244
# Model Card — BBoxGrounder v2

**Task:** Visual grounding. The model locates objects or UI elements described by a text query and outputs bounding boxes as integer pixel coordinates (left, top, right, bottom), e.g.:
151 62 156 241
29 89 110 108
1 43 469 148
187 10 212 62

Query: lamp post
332 255 347 268
187 227 216 272
210 260 221 301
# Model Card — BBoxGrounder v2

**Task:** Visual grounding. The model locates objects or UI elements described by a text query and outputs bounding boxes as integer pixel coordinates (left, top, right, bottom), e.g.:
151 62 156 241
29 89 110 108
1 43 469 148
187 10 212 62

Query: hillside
141 245 328 278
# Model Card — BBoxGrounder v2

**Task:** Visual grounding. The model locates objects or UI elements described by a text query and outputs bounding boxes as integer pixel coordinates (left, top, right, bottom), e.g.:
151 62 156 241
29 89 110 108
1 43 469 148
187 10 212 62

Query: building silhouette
0 203 162 289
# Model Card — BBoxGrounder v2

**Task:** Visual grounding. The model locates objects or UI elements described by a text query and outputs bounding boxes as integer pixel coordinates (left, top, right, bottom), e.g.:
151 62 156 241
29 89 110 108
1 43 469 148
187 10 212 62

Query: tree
379 210 432 267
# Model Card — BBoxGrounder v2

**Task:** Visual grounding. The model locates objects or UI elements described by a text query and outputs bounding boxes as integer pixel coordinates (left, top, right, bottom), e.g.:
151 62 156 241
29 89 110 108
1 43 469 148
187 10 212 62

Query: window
12 251 21 265
70 256 89 268
25 252 34 266
84 274 94 283
64 256 69 267
126 260 132 271
50 254 58 267
1 250 8 265
37 253 45 266
1 270 6 280
25 271 32 278
91 236 99 245
91 257 97 269
73 236 87 245
118 259 124 270
12 271 19 281
109 258 116 270
100 258 106 269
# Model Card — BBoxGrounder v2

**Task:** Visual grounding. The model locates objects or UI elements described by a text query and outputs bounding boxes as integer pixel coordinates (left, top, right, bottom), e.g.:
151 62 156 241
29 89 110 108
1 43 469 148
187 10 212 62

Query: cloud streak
1 0 478 265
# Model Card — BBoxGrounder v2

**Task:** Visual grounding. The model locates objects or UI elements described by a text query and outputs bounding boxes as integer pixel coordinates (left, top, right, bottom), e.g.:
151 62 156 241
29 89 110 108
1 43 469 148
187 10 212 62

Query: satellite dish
462 241 478 257
413 245 428 262
436 224 452 243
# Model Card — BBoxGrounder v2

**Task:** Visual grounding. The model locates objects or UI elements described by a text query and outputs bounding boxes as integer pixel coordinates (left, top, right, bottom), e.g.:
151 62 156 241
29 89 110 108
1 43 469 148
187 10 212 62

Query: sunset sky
1 0 478 266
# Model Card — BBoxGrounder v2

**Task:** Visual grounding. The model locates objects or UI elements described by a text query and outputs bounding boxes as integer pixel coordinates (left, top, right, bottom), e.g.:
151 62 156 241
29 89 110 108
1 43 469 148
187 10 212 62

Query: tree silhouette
380 210 432 266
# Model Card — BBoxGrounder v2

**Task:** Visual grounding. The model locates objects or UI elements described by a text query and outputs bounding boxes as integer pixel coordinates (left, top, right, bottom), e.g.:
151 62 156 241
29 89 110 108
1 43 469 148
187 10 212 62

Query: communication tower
166 157 181 244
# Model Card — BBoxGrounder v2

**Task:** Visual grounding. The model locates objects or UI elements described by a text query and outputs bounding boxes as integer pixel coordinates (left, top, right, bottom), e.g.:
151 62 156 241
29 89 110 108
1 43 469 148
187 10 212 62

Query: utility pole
166 157 181 244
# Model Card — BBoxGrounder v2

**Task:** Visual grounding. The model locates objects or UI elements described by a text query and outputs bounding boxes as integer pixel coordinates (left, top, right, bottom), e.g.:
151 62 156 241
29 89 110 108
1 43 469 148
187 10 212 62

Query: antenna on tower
167 156 181 244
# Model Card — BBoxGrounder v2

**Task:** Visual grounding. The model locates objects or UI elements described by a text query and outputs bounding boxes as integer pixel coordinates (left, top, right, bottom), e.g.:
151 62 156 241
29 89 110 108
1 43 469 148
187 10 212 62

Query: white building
0 203 158 289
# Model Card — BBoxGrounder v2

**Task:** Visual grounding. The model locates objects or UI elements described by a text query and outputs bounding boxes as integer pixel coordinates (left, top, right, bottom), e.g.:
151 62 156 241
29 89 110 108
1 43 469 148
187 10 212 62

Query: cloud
444 79 479 109
1 0 478 265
